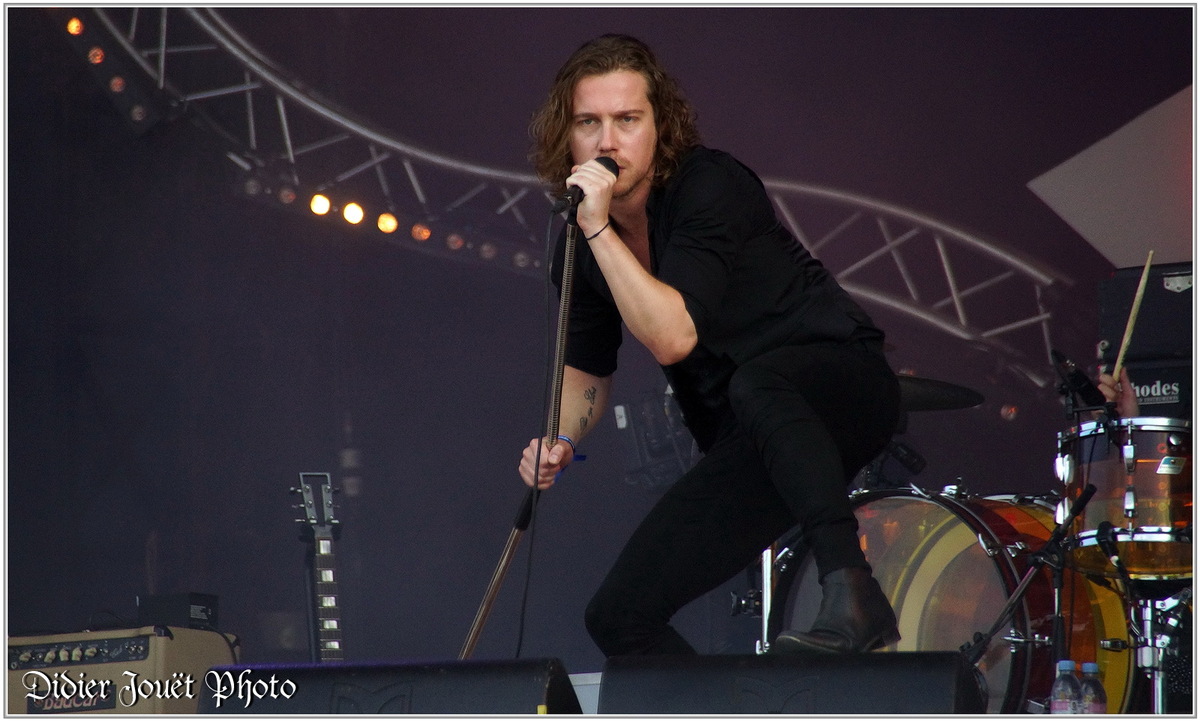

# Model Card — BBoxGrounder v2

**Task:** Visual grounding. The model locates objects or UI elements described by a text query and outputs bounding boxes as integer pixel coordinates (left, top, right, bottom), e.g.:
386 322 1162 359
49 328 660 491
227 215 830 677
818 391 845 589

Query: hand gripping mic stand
960 484 1096 671
457 211 583 661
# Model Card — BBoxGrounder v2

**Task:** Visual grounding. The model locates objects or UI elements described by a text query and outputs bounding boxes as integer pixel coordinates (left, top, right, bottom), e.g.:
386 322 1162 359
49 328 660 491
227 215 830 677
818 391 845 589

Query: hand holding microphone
551 156 620 221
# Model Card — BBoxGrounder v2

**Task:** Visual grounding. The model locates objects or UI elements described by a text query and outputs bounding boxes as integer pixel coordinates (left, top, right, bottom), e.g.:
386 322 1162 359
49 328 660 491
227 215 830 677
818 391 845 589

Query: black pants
585 342 900 656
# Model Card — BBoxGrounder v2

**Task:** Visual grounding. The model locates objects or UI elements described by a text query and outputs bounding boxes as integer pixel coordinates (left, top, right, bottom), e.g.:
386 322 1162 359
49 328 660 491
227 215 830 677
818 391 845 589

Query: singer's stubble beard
611 164 654 208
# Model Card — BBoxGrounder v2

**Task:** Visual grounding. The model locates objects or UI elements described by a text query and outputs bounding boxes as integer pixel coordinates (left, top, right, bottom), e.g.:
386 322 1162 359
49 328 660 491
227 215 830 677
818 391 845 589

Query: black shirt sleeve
551 227 623 378
653 155 766 340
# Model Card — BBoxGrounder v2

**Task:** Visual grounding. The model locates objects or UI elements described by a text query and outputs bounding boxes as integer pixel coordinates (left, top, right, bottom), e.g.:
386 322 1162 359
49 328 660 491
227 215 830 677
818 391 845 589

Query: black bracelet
583 221 610 241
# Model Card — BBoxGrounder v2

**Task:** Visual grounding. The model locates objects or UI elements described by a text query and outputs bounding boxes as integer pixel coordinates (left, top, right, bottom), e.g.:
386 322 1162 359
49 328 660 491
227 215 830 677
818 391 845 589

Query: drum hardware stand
731 544 789 654
1131 587 1191 714
854 440 926 491
756 546 773 653
1097 519 1192 715
728 584 761 616
1051 349 1111 420
960 483 1096 669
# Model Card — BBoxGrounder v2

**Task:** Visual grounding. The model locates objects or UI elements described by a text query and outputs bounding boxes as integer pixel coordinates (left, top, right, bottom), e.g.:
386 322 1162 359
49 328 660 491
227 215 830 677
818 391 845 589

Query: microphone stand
960 484 1096 668
458 212 580 660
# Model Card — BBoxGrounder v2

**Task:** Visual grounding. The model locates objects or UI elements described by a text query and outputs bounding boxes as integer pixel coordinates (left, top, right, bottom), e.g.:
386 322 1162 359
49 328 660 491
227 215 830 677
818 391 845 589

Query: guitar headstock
292 472 340 541
290 472 345 662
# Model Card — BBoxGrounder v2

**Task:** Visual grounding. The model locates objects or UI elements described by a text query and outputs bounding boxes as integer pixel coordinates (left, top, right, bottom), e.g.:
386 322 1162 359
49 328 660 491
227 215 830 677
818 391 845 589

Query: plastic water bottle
1079 662 1107 714
1050 659 1082 714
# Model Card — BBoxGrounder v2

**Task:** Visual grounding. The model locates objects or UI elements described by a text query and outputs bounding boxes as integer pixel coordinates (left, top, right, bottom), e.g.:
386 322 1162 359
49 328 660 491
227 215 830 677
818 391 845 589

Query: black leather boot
772 567 899 654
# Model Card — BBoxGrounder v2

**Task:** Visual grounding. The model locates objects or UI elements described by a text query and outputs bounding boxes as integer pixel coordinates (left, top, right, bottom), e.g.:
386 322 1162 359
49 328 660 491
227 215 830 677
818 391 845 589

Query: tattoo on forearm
578 385 598 434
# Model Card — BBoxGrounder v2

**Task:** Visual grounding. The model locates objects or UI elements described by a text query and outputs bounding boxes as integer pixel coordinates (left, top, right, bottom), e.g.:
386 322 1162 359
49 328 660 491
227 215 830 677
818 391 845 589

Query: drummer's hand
1097 367 1139 418
518 436 573 490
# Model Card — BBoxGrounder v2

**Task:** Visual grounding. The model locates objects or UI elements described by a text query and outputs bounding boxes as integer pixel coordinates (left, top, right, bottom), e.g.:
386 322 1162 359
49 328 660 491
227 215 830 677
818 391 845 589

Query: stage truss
62 7 1078 390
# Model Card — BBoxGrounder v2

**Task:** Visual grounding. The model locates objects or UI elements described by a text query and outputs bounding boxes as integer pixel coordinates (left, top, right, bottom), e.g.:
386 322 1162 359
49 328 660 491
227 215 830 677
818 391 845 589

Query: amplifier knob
18 651 32 663
42 650 55 664
84 646 98 658
71 647 82 662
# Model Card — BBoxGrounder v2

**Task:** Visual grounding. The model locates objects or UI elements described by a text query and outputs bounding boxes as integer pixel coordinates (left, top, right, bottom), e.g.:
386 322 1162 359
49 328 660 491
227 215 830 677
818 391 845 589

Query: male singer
518 34 901 656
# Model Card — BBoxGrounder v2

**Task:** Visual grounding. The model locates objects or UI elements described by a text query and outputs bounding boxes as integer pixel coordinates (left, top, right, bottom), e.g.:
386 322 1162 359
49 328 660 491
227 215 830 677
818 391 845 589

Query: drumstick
1111 249 1154 382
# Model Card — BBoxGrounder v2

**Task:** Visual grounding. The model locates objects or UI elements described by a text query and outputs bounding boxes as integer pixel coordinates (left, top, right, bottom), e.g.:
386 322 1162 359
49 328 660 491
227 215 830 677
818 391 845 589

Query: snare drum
1056 417 1192 579
768 488 1133 714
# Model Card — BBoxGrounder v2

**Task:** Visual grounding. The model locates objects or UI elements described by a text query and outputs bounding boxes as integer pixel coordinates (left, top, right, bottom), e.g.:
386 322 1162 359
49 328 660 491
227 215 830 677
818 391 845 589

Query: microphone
551 156 620 213
886 440 926 475
1048 483 1095 548
1069 483 1097 519
1051 349 1107 407
1096 521 1121 563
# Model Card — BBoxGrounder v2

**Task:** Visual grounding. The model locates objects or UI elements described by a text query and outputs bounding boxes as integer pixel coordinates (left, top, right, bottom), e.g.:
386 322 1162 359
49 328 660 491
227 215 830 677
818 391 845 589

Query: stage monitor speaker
8 626 239 714
1098 261 1192 364
196 658 581 714
597 652 987 715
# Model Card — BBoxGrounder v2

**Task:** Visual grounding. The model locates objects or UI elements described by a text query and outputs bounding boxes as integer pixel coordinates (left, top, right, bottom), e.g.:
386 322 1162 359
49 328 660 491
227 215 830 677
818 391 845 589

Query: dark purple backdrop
7 7 1192 675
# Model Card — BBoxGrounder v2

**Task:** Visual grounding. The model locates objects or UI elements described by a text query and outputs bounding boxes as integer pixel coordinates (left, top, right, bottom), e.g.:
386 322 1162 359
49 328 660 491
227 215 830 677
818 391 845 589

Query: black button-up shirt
553 146 885 450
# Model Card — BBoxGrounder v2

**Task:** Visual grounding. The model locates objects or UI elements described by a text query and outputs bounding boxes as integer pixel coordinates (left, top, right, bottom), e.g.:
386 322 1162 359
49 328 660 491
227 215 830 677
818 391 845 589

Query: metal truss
764 181 1069 386
67 7 1069 385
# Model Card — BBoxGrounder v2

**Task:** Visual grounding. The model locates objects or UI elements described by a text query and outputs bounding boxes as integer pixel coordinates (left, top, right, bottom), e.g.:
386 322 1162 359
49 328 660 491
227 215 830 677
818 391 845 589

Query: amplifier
8 626 238 714
137 592 219 630
1098 262 1192 364
1120 358 1192 419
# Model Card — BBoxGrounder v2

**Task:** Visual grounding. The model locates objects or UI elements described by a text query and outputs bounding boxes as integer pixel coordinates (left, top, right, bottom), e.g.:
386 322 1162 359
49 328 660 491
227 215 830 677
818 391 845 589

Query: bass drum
768 488 1133 714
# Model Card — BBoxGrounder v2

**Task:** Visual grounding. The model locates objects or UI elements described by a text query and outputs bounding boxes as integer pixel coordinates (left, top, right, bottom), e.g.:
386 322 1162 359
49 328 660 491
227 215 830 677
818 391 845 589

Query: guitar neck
313 535 344 662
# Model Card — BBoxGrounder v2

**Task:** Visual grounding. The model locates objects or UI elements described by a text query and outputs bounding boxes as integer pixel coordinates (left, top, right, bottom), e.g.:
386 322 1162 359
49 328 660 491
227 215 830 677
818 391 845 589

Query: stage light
243 177 263 196
478 241 498 260
342 202 364 225
1000 404 1019 421
446 233 465 251
411 223 431 242
513 250 533 269
277 186 297 205
310 194 331 215
377 213 399 234
50 7 161 135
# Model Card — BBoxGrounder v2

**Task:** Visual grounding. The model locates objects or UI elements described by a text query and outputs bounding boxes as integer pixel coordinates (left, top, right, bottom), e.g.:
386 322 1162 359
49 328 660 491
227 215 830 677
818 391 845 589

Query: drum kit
739 373 1193 715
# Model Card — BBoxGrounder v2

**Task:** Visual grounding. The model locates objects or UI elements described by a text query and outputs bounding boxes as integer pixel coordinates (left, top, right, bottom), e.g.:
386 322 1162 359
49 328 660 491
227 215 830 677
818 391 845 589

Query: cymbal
897 375 984 411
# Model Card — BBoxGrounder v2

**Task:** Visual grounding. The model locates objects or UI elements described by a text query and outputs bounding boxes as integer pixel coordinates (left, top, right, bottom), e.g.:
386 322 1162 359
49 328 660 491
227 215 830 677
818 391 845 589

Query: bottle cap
1058 660 1076 671
1082 662 1100 673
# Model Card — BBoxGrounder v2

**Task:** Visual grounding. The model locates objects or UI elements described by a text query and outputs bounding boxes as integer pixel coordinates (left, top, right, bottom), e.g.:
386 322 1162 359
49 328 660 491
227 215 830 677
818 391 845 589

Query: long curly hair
529 34 700 190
